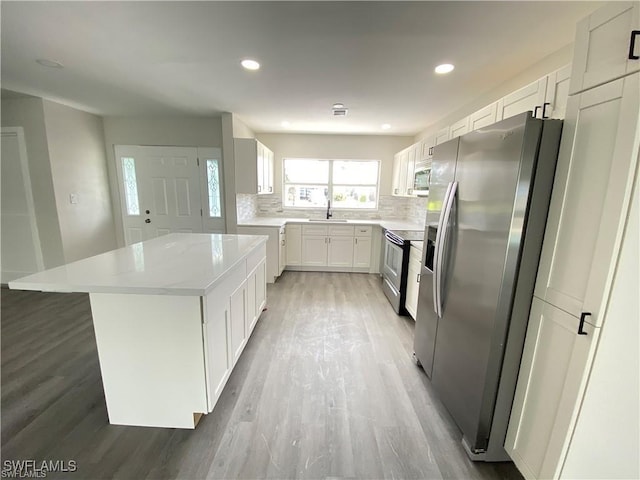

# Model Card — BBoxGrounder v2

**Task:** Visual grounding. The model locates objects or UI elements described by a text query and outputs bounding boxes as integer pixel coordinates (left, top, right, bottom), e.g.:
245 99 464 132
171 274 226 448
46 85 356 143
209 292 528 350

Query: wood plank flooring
1 272 523 479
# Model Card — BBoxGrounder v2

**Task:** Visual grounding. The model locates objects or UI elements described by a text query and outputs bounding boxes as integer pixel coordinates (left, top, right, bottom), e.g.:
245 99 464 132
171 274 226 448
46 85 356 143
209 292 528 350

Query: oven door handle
435 181 457 318
433 182 453 316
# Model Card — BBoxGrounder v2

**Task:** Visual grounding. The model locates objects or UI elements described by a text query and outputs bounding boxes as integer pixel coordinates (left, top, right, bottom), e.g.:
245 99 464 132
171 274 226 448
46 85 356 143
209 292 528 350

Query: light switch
69 193 79 204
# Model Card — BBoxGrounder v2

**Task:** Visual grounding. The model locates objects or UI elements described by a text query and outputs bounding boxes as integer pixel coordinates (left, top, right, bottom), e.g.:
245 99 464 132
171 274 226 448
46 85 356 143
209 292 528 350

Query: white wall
255 133 413 196
560 168 639 480
415 44 574 141
42 100 117 262
1 97 65 268
102 115 224 244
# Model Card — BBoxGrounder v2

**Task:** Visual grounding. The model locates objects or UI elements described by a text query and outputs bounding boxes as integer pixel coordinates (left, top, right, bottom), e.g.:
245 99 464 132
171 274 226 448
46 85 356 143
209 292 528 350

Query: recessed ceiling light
381 124 391 130
435 63 455 74
241 59 260 71
332 103 345 109
36 59 64 68
281 121 291 128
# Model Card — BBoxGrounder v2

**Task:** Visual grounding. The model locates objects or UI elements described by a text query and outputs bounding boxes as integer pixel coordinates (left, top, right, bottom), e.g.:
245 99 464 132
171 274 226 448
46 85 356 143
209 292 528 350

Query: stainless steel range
381 229 423 314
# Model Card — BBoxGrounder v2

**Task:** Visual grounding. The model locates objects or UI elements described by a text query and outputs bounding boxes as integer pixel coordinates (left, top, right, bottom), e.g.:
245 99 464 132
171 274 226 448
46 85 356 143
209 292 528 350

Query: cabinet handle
394 188 399 194
281 239 285 246
355 238 358 245
578 312 591 335
258 185 262 192
542 102 551 119
269 187 273 193
629 30 640 60
417 273 421 283
429 147 433 156
533 105 541 118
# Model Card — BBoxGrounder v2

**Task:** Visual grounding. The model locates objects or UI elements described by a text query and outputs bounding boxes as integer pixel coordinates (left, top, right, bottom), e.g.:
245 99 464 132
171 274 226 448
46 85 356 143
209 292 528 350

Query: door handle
145 219 151 224
578 312 591 335
542 102 551 119
629 30 640 60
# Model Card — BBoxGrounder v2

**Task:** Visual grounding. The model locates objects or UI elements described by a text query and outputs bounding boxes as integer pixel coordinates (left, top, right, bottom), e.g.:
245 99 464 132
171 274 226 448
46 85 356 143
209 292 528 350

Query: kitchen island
9 233 268 429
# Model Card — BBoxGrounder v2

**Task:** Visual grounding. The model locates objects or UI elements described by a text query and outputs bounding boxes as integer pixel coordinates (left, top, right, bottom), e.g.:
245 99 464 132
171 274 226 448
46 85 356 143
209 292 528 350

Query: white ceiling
1 1 602 136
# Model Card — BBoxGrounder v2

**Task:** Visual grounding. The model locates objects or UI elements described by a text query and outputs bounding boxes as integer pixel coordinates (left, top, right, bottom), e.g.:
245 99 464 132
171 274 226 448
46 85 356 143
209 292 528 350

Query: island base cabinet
90 293 209 429
505 298 600 480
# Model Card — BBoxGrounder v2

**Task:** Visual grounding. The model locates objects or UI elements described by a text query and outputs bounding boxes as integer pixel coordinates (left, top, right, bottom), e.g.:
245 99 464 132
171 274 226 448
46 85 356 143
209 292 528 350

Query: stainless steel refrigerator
413 112 563 461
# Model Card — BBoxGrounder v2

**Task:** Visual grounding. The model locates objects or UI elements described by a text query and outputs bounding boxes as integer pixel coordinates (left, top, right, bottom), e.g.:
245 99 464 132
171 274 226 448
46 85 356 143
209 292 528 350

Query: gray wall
1 97 65 267
42 100 117 262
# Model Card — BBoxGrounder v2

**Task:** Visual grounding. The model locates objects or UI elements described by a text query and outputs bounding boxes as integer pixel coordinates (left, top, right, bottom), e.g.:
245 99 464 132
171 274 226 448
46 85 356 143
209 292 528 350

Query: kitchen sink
308 219 349 222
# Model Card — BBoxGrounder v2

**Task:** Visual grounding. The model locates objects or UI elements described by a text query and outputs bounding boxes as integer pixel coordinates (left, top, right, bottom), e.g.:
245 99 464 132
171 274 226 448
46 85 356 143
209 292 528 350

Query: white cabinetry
506 299 599 480
353 226 373 269
506 5 640 477
234 138 275 195
449 116 470 139
286 224 301 266
392 143 423 196
497 77 548 121
534 73 638 325
469 102 499 130
298 223 372 272
405 243 422 320
544 64 572 119
238 225 284 283
435 126 450 145
570 2 640 95
278 225 286 274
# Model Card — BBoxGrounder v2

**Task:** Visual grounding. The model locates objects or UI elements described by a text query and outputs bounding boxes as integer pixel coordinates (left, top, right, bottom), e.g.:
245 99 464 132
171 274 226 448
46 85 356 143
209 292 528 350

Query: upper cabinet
234 138 274 195
435 126 450 145
497 77 548 121
392 142 422 196
469 102 499 130
449 116 470 139
570 2 640 95
544 64 572 119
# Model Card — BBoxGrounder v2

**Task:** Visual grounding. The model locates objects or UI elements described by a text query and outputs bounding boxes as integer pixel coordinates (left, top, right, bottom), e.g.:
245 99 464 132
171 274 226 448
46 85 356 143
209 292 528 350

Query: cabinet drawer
328 225 355 236
302 225 328 236
354 225 372 237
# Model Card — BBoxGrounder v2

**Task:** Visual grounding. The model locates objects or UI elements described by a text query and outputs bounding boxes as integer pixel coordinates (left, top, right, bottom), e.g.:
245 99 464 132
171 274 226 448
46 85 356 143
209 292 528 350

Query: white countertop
238 217 425 232
9 233 268 296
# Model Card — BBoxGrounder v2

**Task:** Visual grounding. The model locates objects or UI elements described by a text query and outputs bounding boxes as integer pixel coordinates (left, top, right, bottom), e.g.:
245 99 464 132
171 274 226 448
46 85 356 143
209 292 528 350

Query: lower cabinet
286 224 302 265
405 243 422 319
237 226 283 283
202 244 267 413
505 297 599 480
295 224 373 271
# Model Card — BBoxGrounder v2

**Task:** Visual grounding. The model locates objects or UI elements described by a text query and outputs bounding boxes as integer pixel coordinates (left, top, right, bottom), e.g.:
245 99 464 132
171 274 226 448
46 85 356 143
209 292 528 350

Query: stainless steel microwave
414 164 431 196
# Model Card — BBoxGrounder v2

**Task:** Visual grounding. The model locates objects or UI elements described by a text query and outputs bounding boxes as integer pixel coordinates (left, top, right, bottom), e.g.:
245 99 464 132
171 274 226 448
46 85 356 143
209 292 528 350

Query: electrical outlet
69 193 79 204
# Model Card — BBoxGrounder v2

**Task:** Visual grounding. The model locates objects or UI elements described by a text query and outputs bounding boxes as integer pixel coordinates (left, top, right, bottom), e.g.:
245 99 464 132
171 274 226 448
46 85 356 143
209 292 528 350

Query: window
121 157 140 215
283 159 379 209
205 159 222 217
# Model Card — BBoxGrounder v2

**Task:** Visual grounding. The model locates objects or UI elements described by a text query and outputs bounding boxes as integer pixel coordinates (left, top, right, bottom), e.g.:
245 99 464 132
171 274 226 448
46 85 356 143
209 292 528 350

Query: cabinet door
505 299 599 480
286 225 302 266
246 268 256 332
435 126 450 145
405 145 417 195
264 148 275 194
353 236 372 268
535 73 639 326
252 259 266 332
203 297 231 409
278 227 286 274
497 77 547 120
449 116 470 139
570 2 640 95
229 281 247 366
301 235 328 266
420 136 435 160
405 247 422 319
469 102 498 131
544 65 572 119
327 236 354 267
256 142 265 194
392 152 403 196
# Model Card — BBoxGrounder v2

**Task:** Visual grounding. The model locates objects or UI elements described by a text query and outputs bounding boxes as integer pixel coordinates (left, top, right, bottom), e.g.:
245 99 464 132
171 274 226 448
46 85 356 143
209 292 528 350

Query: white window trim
282 158 381 210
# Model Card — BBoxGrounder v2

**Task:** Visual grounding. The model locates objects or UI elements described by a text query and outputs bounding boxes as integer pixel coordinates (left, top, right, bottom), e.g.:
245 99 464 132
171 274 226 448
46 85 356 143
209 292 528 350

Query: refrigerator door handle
433 182 454 316
435 181 458 318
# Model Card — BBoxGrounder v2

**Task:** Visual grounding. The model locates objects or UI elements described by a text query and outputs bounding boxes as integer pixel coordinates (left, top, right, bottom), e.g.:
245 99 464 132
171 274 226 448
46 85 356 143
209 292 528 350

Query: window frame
282 158 381 211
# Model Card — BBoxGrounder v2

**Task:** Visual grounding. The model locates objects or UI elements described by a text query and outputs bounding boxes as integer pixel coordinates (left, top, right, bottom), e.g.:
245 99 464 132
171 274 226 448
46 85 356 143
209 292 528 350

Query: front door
115 145 224 245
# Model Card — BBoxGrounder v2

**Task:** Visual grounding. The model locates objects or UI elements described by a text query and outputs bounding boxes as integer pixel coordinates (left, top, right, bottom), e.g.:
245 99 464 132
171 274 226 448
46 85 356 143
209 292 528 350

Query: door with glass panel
115 145 224 245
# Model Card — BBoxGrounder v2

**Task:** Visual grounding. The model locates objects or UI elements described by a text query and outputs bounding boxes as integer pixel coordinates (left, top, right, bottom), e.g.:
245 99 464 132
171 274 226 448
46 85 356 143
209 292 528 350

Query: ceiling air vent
332 108 348 116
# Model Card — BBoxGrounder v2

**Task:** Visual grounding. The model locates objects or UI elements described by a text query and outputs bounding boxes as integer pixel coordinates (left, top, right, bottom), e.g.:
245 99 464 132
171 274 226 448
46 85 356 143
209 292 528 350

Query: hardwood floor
1 272 523 480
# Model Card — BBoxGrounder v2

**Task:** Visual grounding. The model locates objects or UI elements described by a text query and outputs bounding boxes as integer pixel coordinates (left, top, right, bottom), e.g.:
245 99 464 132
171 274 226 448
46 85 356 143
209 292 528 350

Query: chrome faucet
326 200 332 219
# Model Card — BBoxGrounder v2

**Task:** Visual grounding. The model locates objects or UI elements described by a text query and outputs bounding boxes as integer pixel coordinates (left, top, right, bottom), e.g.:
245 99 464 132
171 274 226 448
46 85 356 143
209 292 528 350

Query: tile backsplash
236 193 427 224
